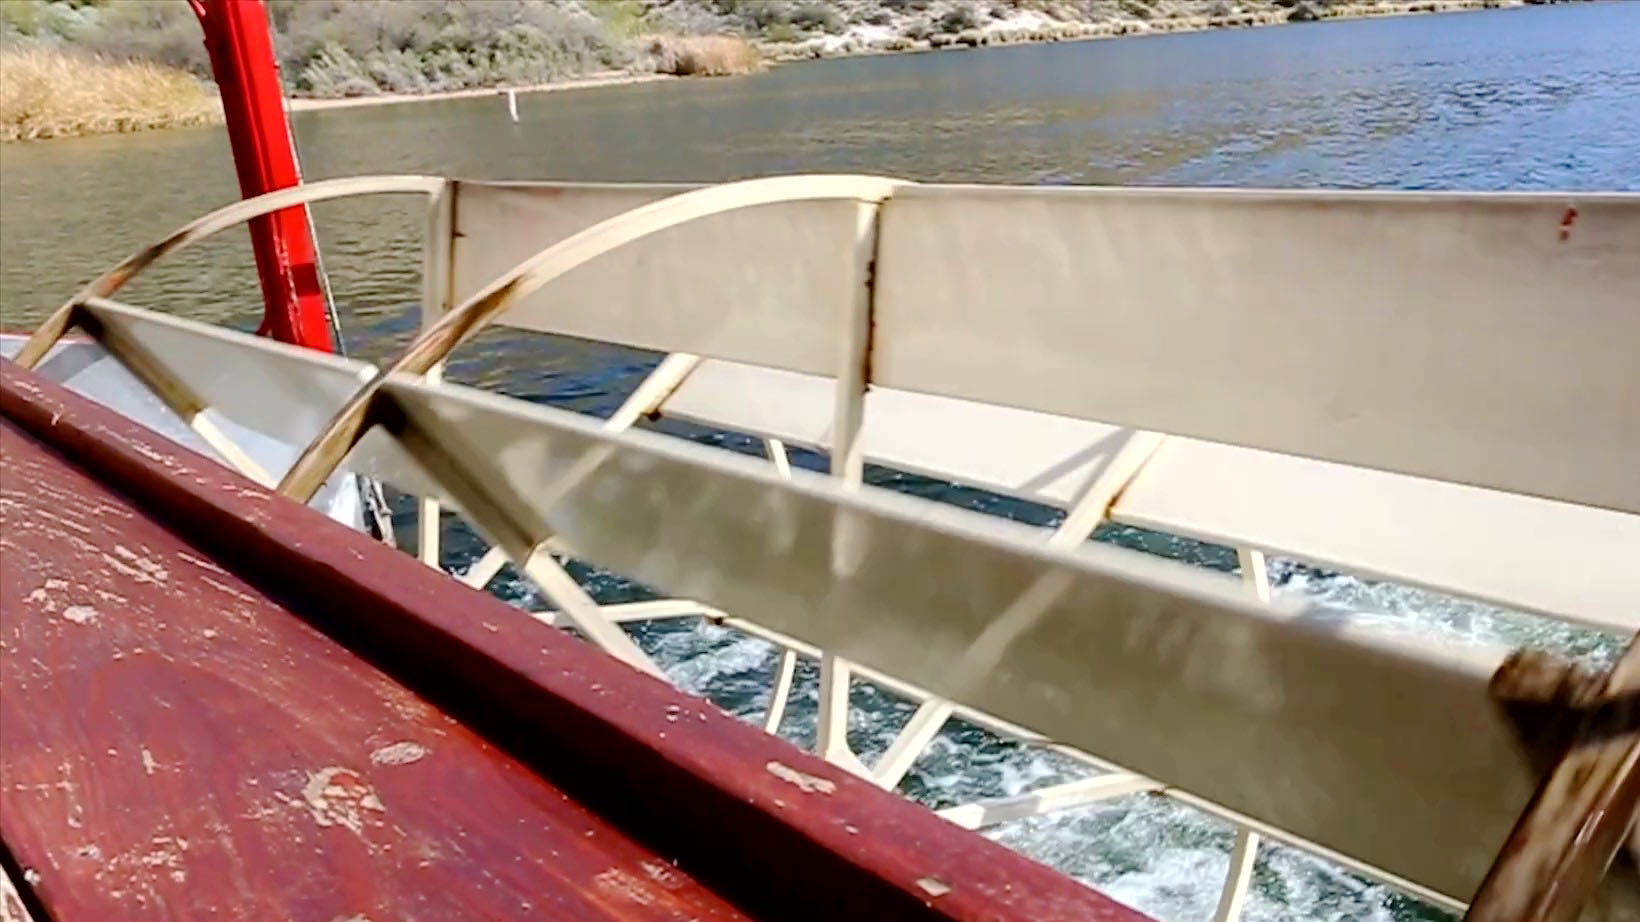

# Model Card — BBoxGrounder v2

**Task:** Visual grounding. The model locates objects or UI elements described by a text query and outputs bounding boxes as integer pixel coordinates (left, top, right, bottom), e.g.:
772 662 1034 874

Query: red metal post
190 0 334 351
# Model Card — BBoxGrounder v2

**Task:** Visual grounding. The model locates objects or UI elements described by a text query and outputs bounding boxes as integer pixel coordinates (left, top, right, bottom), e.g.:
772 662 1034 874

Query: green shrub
594 0 647 37
293 42 374 97
936 6 980 33
0 0 41 38
76 0 210 77
742 1 795 29
790 2 843 33
277 1 630 96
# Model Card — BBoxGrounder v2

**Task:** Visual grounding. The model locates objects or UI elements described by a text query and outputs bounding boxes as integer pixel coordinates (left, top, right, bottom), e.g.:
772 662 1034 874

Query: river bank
282 0 1540 114
758 0 1542 61
0 46 217 142
284 72 675 113
0 0 1573 141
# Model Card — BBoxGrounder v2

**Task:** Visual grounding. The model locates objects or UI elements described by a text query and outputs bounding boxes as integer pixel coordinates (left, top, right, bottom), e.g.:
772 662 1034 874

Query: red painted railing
189 0 334 351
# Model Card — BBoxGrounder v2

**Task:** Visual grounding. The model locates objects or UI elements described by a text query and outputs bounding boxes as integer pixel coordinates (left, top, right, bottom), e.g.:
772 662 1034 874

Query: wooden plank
449 182 687 311
0 358 1151 922
1115 438 1640 632
72 299 441 500
0 420 751 922
0 336 206 460
663 359 1640 631
871 185 1640 515
77 299 369 453
0 332 378 527
451 181 870 377
374 372 1553 905
665 359 1131 507
443 181 1640 516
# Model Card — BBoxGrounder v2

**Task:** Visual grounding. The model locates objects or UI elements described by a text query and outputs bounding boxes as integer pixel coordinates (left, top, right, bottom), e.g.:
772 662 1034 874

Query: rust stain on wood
1472 641 1640 921
1558 205 1579 242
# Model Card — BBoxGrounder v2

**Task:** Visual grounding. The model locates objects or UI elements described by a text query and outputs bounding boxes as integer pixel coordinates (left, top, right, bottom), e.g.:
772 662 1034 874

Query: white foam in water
604 558 1559 922
986 795 1239 922
649 622 777 697
1271 558 1623 669
983 788 1448 922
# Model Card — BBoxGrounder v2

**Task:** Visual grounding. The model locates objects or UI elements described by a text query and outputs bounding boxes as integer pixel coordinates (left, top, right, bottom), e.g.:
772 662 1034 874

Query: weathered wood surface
0 419 753 922
0 357 1152 922
1465 647 1640 922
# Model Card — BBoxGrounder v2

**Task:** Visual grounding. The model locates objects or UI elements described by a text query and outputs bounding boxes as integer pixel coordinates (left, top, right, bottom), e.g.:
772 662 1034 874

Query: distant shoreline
758 0 1542 64
282 0 1537 114
284 72 675 113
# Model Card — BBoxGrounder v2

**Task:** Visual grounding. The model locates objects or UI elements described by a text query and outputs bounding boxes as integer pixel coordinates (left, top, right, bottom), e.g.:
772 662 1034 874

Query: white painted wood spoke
517 548 665 681
938 774 1162 831
763 648 798 734
1213 828 1262 922
871 699 953 790
1237 547 1272 604
461 545 510 589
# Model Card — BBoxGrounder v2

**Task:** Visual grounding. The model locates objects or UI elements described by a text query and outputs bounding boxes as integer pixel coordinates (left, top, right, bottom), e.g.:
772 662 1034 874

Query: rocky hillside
645 0 1545 60
1 0 1564 101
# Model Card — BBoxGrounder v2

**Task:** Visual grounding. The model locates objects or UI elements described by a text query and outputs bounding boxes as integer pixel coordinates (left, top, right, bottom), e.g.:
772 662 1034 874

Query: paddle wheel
1 4 1637 921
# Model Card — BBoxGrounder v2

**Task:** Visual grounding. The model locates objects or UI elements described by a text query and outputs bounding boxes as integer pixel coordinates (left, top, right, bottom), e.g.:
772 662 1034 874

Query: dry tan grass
643 34 764 78
0 47 221 142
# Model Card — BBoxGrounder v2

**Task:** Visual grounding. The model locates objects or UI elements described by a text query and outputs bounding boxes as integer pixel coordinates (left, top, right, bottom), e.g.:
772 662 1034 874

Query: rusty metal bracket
1467 637 1640 922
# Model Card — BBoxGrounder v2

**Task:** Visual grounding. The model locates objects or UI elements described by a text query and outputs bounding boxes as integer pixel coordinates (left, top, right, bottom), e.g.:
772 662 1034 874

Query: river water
2 4 1637 921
